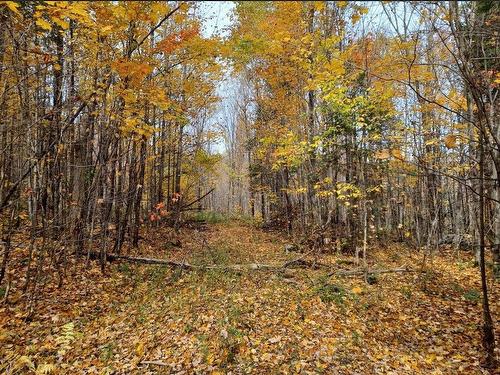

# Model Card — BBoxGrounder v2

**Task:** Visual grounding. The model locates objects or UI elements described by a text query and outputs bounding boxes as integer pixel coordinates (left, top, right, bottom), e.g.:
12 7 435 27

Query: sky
198 1 235 38
198 1 236 153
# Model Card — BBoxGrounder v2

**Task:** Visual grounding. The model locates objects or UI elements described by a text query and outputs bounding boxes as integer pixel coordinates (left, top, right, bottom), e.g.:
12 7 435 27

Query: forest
0 1 499 373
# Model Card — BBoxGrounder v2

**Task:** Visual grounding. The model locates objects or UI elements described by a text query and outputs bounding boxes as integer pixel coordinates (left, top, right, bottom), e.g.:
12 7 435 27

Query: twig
181 188 215 210
133 5 182 55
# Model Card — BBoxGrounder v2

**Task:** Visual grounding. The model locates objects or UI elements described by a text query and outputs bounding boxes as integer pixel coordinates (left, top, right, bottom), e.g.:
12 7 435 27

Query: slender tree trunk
478 117 496 368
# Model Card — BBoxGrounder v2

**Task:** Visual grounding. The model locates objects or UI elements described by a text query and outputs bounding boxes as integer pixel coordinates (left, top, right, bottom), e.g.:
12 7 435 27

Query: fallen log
281 250 331 269
92 252 418 277
328 266 418 277
107 254 193 268
105 253 278 271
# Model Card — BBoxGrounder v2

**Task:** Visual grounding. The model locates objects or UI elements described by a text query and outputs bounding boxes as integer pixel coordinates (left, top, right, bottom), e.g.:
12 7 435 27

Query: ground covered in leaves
1 219 499 374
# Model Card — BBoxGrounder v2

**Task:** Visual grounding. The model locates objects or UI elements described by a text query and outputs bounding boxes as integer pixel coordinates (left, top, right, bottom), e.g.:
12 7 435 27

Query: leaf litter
1 220 498 374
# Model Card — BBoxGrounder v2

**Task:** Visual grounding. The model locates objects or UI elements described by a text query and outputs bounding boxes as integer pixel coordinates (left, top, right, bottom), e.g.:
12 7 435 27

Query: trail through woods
1 220 498 374
1 1 499 373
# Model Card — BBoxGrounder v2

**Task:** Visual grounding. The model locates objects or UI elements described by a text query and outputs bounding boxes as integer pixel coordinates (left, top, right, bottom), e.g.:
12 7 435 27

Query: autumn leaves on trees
0 0 499 370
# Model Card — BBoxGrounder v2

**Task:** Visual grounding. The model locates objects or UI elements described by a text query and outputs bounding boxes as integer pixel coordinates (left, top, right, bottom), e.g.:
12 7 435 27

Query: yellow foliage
351 286 363 294
444 134 457 149
36 18 52 31
112 60 153 86
375 149 390 160
2 1 21 15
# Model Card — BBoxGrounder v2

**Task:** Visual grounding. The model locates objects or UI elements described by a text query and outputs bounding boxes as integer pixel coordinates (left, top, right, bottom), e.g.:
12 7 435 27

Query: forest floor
1 218 499 374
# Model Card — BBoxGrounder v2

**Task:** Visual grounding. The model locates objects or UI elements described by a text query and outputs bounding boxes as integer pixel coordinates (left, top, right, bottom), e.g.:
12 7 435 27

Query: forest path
1 219 496 374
